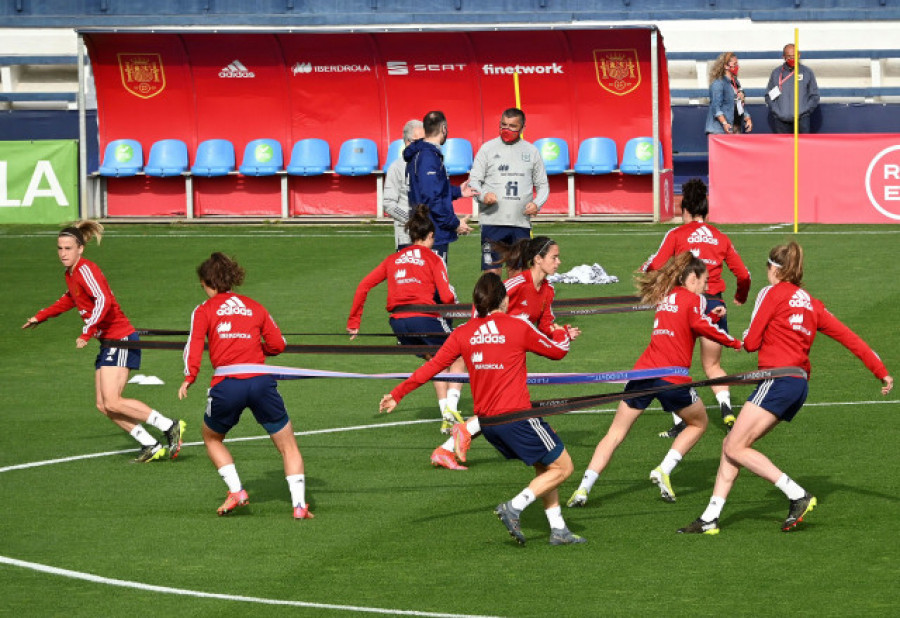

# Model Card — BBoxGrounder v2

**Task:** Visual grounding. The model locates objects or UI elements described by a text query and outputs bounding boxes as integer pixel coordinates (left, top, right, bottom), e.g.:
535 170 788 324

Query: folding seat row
534 136 665 176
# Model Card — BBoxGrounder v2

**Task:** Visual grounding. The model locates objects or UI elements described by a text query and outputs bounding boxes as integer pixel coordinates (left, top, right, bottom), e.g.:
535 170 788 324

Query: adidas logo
520 300 528 306
788 313 804 325
217 321 232 333
687 225 719 245
469 320 506 345
219 60 256 78
395 269 407 279
789 289 813 310
395 248 425 266
216 296 253 316
658 293 679 313
471 351 483 363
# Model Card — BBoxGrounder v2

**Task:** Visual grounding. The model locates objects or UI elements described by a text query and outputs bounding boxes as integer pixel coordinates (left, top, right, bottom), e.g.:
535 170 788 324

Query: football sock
146 410 174 432
715 390 732 408
671 412 681 425
438 398 448 413
659 449 683 475
446 388 461 412
439 436 454 451
775 473 806 500
545 505 566 530
218 464 243 494
510 488 536 511
578 469 599 493
129 425 158 447
466 415 481 436
286 474 306 508
701 496 726 522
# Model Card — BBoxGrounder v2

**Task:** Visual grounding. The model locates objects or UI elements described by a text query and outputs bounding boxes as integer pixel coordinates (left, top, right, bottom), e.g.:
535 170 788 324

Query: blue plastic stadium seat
98 139 143 177
573 137 618 175
334 138 379 176
144 139 189 177
286 139 331 176
382 139 404 172
239 139 284 176
191 139 236 177
441 138 474 175
620 137 664 175
533 137 570 175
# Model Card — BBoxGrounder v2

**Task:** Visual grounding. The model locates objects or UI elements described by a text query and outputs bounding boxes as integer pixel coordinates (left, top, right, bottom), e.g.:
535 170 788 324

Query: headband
767 258 782 268
59 229 84 246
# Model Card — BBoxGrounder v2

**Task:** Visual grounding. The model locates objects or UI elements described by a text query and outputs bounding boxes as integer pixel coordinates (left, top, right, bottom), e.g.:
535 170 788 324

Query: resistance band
477 366 809 427
212 364 689 384
101 338 441 356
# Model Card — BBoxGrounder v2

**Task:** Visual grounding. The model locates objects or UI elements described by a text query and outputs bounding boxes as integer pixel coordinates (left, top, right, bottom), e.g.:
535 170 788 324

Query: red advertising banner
709 134 900 224
84 29 671 218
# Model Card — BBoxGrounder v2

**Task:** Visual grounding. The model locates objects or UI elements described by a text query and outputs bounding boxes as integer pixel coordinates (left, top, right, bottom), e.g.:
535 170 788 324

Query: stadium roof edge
72 22 660 34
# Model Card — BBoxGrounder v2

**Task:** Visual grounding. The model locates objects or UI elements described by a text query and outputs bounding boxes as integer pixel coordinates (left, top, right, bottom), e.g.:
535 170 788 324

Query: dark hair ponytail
197 252 246 293
492 236 557 272
680 178 709 218
472 272 507 317
405 204 435 243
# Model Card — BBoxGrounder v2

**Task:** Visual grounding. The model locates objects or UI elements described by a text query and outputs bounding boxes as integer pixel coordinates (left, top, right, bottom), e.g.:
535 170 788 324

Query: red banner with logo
709 134 900 223
85 29 671 218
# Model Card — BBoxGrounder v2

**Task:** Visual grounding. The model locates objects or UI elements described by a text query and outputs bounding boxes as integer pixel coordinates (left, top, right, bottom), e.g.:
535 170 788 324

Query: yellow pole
793 28 800 233
514 71 523 137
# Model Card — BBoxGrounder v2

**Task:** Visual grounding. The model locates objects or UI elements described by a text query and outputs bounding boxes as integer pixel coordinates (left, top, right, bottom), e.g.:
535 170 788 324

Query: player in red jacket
380 273 584 545
679 242 893 535
568 252 742 508
642 179 751 435
179 253 312 520
347 205 467 436
22 220 185 463
430 236 582 470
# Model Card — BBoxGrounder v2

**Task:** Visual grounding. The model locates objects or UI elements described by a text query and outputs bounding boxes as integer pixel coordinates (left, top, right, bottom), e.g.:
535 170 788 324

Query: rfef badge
118 53 166 99
593 49 640 96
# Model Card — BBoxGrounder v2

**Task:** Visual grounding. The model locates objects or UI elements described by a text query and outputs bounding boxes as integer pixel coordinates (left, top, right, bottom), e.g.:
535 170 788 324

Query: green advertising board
0 140 79 224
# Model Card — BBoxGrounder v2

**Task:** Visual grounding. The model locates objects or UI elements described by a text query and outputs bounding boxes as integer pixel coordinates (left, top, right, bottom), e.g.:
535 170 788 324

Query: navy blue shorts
431 243 449 263
204 375 290 435
623 378 698 413
95 332 142 371
481 417 564 466
390 316 452 356
747 376 808 422
704 295 729 333
481 225 532 271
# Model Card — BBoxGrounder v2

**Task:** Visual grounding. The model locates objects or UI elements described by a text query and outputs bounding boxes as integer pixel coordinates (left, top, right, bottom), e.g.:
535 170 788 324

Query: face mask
729 64 739 76
500 128 520 143
785 58 795 68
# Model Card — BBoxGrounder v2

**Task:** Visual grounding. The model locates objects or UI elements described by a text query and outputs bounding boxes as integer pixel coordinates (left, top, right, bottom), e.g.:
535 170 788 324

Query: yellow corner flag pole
793 28 800 234
514 71 523 136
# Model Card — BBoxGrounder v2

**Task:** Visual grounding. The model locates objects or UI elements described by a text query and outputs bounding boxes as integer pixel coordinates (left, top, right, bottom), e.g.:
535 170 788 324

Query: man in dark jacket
765 44 819 134
404 110 477 262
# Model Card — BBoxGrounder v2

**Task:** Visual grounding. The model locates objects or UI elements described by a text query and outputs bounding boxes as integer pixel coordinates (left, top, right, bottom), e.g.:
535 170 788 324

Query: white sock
146 410 174 432
659 449 683 475
218 464 243 494
438 398 448 413
129 425 158 447
286 474 306 508
671 412 681 424
545 505 566 530
510 488 536 511
701 496 726 522
466 416 481 436
715 390 732 408
440 436 454 451
446 388 461 412
578 469 600 493
775 473 806 500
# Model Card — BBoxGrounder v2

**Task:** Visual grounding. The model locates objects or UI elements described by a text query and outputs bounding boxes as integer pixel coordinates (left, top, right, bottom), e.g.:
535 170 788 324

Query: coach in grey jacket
383 119 423 250
467 108 549 274
765 44 819 134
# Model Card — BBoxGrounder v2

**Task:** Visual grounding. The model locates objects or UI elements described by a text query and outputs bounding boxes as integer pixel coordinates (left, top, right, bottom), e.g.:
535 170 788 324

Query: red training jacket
34 257 134 342
743 282 888 380
183 292 285 387
390 312 570 417
642 221 751 303
504 269 556 337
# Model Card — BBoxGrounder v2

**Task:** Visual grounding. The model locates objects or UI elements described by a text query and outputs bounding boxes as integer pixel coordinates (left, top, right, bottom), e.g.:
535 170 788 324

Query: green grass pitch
1 222 897 617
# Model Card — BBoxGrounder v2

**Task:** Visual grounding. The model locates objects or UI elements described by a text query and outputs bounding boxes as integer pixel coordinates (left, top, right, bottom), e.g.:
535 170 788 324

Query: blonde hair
59 220 104 246
636 252 707 305
768 241 804 286
709 52 737 82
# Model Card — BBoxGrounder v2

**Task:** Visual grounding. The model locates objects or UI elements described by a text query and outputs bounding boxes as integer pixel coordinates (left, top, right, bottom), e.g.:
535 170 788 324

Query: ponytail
768 241 804 286
59 220 104 246
405 204 435 243
197 252 246 293
636 252 706 305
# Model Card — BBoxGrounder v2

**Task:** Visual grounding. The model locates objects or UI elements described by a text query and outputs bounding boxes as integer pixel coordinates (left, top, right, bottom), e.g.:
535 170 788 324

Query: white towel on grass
547 263 619 285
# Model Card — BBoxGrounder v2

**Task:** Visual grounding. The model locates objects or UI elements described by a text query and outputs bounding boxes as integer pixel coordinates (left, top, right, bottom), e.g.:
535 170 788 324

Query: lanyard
778 66 794 89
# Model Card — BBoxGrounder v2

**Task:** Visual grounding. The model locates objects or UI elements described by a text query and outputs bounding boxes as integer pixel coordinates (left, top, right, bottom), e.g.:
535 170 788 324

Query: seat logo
593 49 640 96
118 53 166 99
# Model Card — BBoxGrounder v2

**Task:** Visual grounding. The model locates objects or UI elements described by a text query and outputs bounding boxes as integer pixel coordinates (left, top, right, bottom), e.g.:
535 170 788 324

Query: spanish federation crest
118 53 166 99
593 49 640 96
